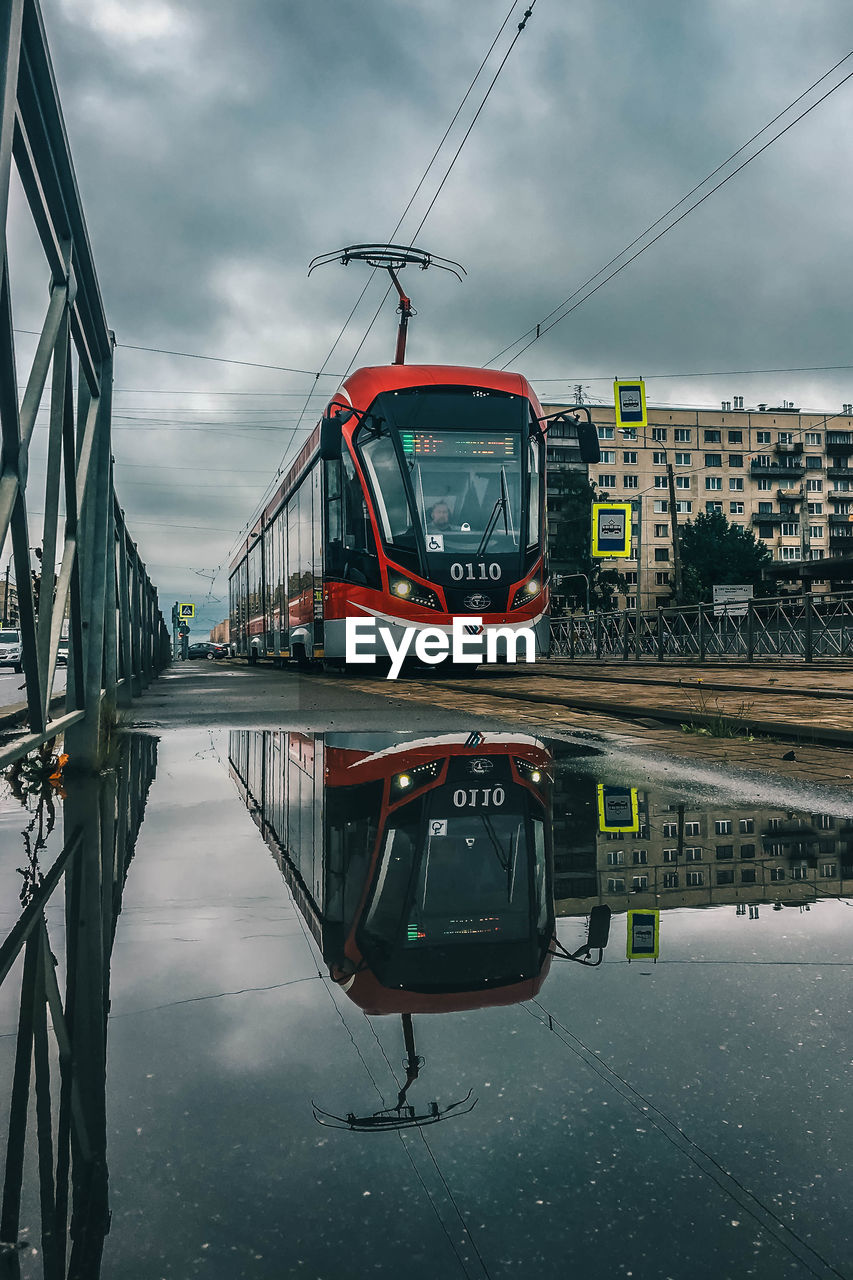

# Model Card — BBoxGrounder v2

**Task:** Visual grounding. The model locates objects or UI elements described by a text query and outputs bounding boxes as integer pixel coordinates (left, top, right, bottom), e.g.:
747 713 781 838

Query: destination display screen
400 432 519 459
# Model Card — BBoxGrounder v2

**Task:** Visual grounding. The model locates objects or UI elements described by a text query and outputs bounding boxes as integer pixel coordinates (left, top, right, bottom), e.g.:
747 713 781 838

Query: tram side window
339 449 381 587
359 430 415 547
248 543 262 622
527 433 542 548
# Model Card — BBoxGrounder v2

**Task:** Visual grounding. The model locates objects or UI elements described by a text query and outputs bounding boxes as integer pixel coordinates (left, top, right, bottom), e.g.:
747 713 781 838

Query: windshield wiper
476 466 511 556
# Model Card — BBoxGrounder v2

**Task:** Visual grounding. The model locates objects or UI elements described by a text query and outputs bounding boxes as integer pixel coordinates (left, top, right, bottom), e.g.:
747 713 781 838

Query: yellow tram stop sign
592 503 633 558
178 603 195 619
626 910 659 961
614 378 647 430
597 784 639 833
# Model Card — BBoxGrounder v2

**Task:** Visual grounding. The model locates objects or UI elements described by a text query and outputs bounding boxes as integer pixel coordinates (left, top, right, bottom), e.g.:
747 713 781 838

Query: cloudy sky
8 0 853 633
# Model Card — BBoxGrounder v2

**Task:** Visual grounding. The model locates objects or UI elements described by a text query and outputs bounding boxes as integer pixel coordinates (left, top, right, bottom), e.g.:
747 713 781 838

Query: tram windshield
358 803 549 991
358 387 533 555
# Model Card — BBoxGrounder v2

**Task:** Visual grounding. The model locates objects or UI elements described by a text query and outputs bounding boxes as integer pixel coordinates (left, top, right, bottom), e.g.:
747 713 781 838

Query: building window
623 451 638 464
684 821 700 836
769 867 785 882
652 427 667 441
756 431 771 444
685 847 702 861
807 479 823 492
705 477 722 490
623 571 638 585
623 475 639 489
780 547 801 561
757 478 773 491
674 428 691 443
621 427 637 440
655 571 670 585
600 450 616 464
654 548 670 562
704 430 722 443
598 474 617 488
781 522 799 536
821 863 837 877
729 501 744 514
632 875 649 891
663 848 677 861
652 451 667 465
663 872 679 888
633 849 648 864
706 501 723 514
740 844 755 858
809 525 824 538
791 866 808 881
686 870 704 886
755 455 773 468
805 456 822 469
653 500 669 513
758 501 774 514
805 432 822 446
727 430 743 443
808 502 823 514
654 475 669 489
623 596 635 609
819 815 834 829
654 523 668 537
705 453 722 467
728 454 743 467
715 845 734 859
777 432 793 444
606 851 624 865
717 869 735 885
740 867 756 884
607 877 625 893
715 820 732 834
739 818 754 834
597 426 614 440
675 476 691 490
662 823 677 838
675 452 691 466
729 477 744 491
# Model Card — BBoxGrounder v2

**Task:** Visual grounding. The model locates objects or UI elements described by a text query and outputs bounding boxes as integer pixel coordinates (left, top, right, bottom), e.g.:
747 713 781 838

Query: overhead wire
490 53 853 368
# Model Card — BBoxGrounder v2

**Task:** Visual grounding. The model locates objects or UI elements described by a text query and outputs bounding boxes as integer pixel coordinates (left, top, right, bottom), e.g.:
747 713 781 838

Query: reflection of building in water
229 731 556 1013
551 771 853 916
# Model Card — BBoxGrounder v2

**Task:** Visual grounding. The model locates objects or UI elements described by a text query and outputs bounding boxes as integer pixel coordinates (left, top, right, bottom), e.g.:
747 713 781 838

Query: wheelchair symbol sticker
429 819 448 837
426 534 444 552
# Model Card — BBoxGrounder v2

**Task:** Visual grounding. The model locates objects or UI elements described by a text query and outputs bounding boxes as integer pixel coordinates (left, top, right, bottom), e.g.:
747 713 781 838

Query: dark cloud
7 0 852 630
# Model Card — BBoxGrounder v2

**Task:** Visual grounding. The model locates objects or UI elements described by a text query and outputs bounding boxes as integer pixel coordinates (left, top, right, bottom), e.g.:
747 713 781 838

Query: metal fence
550 589 853 662
0 733 158 1274
0 0 169 772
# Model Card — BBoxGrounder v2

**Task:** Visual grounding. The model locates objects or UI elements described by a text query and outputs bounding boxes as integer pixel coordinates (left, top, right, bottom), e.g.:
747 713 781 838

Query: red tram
228 730 555 1014
229 364 557 667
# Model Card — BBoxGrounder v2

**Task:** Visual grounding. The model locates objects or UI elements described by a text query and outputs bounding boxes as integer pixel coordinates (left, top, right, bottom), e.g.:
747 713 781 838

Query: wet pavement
1 699 852 1278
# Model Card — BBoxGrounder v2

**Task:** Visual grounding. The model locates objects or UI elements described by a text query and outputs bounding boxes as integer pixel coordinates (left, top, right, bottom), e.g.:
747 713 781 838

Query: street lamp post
557 572 590 614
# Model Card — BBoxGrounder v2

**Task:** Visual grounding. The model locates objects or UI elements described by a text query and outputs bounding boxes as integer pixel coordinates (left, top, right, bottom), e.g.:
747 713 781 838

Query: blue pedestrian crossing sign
178 603 195 619
614 379 647 429
592 503 632 558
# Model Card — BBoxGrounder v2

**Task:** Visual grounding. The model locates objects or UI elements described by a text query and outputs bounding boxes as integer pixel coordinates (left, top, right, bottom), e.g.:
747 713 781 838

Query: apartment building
542 398 853 610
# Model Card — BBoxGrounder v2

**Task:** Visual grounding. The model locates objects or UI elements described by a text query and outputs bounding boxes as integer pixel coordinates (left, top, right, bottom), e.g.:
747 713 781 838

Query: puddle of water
0 728 851 1279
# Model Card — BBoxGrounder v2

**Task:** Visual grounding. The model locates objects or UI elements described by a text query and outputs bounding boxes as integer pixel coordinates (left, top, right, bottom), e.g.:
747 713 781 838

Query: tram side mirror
577 420 601 464
319 411 344 460
587 904 612 951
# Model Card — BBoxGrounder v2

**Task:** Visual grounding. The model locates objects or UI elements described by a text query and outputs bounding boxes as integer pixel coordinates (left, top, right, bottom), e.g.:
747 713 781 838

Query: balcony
827 466 853 480
751 511 785 525
750 460 805 477
829 513 853 527
777 486 803 500
825 438 853 455
827 489 853 501
775 441 803 455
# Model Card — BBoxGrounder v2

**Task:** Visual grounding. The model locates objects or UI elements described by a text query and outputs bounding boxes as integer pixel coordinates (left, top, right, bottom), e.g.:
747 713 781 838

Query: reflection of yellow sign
627 910 659 960
614 379 647 430
597 784 639 832
178 603 195 619
592 503 632 558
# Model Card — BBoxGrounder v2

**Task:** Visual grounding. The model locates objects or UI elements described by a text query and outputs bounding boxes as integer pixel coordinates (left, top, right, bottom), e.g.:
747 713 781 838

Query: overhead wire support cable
490 50 853 368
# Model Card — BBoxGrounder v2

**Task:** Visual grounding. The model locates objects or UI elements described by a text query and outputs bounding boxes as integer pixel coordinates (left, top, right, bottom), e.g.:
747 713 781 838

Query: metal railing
0 733 158 1275
0 0 169 773
550 589 853 662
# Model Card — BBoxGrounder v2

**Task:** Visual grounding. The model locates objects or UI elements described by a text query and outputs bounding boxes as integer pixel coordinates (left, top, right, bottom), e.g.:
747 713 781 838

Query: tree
549 472 627 611
678 509 771 604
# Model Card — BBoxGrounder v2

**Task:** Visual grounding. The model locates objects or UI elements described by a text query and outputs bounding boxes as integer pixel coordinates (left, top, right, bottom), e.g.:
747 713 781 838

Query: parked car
186 641 229 661
56 639 69 666
0 628 22 673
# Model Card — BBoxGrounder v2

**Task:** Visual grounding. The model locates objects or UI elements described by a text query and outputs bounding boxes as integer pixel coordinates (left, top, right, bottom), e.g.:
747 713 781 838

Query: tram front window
358 388 529 556
359 809 547 990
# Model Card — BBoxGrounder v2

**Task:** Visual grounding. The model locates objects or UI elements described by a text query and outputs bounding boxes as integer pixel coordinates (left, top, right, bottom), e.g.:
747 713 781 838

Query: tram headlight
388 574 442 610
511 577 542 609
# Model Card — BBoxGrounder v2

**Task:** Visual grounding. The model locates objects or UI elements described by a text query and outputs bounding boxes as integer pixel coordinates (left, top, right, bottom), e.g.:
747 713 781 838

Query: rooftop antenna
308 243 465 365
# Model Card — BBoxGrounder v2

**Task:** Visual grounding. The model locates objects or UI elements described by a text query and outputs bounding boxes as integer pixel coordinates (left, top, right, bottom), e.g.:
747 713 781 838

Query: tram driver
426 501 456 533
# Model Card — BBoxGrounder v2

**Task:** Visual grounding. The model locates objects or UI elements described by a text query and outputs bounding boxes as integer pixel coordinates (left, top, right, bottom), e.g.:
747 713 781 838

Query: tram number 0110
453 786 505 808
450 562 501 581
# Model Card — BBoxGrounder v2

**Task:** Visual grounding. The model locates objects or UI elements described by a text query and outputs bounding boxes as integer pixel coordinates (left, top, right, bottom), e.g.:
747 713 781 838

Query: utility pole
171 602 178 658
2 561 9 626
666 463 684 604
634 496 643 628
